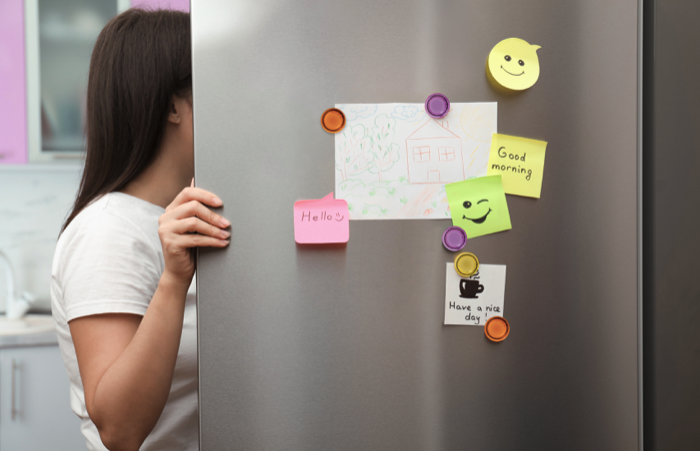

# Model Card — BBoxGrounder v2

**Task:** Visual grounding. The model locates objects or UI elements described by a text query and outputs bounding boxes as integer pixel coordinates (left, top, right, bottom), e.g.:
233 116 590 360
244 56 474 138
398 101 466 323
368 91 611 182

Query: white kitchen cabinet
21 0 188 163
24 0 128 163
0 345 85 450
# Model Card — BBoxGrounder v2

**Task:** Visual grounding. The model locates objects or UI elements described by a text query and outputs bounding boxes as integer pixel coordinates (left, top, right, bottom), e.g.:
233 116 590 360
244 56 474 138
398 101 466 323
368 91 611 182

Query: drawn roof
406 118 460 140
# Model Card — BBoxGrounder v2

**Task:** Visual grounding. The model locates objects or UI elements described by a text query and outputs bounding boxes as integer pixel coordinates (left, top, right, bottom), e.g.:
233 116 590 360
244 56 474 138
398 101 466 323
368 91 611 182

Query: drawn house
405 119 464 184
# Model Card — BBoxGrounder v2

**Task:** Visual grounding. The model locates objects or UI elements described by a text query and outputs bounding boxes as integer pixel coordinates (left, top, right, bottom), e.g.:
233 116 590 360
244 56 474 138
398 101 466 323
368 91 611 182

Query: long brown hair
61 8 191 233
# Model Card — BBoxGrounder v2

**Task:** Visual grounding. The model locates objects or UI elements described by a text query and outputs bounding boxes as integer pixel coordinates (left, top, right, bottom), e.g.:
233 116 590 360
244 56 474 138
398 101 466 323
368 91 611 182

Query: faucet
0 249 34 319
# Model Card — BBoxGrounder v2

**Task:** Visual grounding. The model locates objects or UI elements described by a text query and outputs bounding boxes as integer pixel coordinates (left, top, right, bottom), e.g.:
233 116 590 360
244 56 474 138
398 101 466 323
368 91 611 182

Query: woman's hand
157 186 230 288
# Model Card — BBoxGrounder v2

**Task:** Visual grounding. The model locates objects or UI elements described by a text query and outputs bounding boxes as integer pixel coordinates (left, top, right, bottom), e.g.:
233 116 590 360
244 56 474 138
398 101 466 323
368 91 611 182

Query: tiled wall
0 165 82 312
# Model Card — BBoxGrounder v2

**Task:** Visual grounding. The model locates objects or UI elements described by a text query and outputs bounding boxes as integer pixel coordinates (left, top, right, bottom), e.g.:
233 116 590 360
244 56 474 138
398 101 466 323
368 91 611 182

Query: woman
51 9 227 451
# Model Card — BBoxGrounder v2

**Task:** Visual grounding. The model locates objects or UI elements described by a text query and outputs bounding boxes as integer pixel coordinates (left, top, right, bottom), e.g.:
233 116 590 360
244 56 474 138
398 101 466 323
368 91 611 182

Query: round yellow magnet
454 252 479 278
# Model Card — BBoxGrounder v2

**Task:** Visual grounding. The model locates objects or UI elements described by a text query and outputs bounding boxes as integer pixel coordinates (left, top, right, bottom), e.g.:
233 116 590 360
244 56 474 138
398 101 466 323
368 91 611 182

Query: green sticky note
445 175 512 238
486 133 547 198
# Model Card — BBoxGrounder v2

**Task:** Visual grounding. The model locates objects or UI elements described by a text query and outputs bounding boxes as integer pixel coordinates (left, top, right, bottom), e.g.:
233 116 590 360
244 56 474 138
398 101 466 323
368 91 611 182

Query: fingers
174 234 229 249
159 186 231 254
170 217 230 240
167 200 230 228
159 217 230 253
167 187 222 212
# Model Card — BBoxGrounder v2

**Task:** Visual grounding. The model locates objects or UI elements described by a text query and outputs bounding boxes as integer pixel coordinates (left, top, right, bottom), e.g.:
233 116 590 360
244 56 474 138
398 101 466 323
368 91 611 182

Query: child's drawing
335 103 497 220
406 119 463 184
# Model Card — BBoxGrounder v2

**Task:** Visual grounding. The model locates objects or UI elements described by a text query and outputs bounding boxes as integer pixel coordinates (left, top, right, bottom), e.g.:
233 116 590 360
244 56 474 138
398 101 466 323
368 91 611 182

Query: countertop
0 330 58 348
0 313 59 348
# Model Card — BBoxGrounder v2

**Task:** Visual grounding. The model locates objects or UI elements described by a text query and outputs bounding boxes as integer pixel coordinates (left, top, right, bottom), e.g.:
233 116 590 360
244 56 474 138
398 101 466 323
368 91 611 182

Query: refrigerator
191 0 642 449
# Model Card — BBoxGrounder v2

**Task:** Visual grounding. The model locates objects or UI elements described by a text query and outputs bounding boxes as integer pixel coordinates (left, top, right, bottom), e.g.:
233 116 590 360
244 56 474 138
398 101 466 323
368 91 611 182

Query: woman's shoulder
60 195 126 245
63 192 162 242
57 193 163 266
52 193 165 322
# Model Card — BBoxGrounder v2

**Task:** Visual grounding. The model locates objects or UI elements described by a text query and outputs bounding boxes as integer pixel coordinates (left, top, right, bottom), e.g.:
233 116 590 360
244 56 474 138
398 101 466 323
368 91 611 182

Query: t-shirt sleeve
59 210 163 322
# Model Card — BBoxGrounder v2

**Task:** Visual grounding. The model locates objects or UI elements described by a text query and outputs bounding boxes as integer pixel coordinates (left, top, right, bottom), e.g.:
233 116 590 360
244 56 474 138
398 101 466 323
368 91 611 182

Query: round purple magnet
442 226 467 252
425 93 450 119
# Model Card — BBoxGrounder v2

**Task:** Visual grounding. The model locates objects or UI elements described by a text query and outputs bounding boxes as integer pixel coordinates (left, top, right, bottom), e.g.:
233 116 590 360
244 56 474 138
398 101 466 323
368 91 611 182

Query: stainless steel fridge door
192 0 641 449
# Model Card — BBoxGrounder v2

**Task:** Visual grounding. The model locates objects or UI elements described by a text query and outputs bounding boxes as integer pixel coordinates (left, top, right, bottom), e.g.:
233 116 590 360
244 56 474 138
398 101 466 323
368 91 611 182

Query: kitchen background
0 0 189 312
0 1 188 449
1 0 699 450
0 166 80 313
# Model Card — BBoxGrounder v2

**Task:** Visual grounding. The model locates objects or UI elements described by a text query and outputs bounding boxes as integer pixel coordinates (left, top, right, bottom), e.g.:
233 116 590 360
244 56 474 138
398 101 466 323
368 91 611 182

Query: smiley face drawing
486 38 541 91
446 175 512 238
462 199 492 224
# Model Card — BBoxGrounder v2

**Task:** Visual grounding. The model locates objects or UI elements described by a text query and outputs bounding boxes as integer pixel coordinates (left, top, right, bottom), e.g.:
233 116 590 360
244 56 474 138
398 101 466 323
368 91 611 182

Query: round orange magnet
321 108 346 133
484 316 510 342
454 252 479 277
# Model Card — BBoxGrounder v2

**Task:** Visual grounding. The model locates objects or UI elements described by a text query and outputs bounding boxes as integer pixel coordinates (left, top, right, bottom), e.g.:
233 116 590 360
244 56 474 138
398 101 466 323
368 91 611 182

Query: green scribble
338 179 366 192
400 197 408 204
336 124 373 181
368 114 400 182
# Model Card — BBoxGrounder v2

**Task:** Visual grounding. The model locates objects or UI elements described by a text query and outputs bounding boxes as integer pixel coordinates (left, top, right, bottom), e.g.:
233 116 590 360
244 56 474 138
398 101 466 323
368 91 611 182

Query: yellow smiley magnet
486 38 541 91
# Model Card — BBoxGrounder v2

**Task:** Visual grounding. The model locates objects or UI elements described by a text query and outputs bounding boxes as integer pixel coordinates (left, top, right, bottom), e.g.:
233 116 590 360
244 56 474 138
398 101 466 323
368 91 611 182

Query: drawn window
413 146 430 162
439 147 455 162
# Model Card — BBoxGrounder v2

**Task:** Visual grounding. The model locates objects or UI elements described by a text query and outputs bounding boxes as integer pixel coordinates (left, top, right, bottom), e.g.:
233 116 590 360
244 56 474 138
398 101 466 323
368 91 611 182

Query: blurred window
38 0 116 151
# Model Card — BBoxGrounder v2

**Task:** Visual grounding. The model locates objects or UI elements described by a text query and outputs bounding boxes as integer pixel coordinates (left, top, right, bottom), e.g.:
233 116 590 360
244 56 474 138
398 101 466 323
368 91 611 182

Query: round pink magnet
425 93 450 118
442 226 467 252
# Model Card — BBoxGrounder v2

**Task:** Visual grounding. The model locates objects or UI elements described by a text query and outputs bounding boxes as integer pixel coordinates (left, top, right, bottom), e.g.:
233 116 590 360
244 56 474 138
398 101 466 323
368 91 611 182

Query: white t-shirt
51 192 198 451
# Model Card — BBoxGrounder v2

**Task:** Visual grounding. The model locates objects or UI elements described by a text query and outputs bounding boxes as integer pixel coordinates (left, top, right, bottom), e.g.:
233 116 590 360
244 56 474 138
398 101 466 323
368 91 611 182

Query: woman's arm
70 187 230 451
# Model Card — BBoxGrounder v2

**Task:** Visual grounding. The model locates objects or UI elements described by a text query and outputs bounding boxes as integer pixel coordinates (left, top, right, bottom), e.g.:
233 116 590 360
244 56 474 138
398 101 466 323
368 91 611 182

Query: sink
0 314 56 336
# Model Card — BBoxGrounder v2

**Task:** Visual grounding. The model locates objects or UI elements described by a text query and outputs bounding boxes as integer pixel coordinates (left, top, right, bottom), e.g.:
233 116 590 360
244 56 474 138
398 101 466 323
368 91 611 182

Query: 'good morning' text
492 146 532 181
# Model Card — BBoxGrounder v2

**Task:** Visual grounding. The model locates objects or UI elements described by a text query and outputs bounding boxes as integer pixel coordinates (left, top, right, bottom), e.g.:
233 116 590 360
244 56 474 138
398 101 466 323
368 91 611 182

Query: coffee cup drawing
459 279 484 299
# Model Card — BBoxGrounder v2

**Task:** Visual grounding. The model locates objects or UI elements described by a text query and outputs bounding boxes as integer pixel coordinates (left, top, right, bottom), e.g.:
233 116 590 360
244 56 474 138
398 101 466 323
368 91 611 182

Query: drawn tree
336 124 373 182
369 114 400 182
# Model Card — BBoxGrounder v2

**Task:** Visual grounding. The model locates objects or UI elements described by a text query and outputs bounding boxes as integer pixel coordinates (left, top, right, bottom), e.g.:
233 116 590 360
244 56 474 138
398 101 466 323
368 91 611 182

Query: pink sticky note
294 193 349 244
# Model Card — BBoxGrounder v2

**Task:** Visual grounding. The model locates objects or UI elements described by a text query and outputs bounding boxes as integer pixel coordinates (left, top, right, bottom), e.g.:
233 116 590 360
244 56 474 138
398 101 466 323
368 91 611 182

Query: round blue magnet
442 226 467 252
425 93 450 118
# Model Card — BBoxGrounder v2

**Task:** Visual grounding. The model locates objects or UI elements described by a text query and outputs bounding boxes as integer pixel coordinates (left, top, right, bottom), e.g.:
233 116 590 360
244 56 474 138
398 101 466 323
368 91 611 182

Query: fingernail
220 239 229 246
220 217 230 227
220 230 230 238
212 197 223 206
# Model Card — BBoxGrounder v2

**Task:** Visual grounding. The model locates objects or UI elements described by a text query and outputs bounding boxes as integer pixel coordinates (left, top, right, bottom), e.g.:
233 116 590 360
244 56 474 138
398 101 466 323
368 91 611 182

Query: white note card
444 263 507 326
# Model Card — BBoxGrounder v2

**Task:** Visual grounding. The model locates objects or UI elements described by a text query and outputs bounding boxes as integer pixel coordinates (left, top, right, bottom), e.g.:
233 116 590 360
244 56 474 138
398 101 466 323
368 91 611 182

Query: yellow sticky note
487 133 547 198
486 38 541 91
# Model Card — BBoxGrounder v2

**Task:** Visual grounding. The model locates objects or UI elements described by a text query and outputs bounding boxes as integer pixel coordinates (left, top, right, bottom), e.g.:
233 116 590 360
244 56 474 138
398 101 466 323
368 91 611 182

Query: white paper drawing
444 263 506 326
335 102 497 219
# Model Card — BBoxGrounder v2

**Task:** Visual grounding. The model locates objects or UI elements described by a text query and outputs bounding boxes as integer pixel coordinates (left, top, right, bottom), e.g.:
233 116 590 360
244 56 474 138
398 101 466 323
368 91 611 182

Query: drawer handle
11 358 19 421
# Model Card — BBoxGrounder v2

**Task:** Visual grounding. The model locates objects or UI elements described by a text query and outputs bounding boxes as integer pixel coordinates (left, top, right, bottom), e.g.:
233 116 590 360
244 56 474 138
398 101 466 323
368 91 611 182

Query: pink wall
0 0 27 164
131 0 190 12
